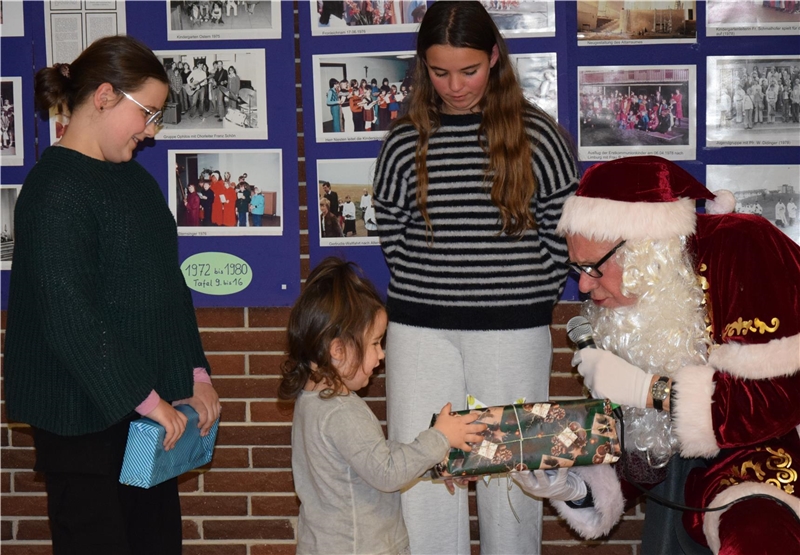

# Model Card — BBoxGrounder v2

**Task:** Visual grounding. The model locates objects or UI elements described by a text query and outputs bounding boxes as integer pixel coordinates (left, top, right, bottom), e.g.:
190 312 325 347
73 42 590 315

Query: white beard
583 237 711 467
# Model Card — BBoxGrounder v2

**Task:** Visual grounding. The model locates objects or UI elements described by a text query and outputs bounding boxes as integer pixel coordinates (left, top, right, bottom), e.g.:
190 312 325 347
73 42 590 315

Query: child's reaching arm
326 398 485 494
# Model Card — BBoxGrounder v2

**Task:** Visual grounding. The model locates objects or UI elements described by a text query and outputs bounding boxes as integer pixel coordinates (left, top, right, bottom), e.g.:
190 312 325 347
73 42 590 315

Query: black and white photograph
313 51 415 143
479 0 555 38
168 149 283 236
706 55 800 148
167 0 280 41
512 52 558 121
0 184 21 270
317 158 379 247
707 165 800 246
1 77 23 166
578 65 696 161
707 0 800 37
311 0 426 36
0 0 25 37
577 0 696 46
155 49 267 140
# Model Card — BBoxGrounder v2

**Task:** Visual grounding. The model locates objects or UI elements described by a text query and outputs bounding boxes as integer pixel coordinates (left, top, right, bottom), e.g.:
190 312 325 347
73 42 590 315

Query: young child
279 257 485 555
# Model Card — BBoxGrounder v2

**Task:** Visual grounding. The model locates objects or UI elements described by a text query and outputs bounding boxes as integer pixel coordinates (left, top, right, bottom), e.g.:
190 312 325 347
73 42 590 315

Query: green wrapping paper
429 399 621 479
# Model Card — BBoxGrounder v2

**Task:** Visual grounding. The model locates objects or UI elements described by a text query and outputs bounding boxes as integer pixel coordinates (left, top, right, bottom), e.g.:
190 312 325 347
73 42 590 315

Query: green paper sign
181 252 252 295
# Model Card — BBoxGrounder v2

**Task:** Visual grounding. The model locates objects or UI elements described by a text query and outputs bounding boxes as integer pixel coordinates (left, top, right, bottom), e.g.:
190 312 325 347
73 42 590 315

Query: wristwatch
651 376 671 411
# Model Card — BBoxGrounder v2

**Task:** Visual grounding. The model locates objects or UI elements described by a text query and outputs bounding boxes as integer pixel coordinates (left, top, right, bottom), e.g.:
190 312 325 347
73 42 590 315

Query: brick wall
0 4 645 554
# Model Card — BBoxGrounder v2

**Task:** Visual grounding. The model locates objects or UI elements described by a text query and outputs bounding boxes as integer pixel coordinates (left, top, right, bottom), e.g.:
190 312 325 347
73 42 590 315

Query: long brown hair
34 35 168 115
278 257 385 400
398 0 537 238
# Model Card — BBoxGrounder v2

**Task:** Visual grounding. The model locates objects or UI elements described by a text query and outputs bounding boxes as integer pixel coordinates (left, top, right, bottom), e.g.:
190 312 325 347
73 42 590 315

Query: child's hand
433 403 486 452
145 400 189 451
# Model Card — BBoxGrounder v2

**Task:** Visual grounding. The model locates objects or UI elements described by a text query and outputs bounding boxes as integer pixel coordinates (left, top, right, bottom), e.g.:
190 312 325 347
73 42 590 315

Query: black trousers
34 418 182 555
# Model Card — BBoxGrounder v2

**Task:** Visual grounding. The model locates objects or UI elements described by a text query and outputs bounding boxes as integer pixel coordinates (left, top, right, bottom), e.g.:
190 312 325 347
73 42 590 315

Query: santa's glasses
567 240 626 279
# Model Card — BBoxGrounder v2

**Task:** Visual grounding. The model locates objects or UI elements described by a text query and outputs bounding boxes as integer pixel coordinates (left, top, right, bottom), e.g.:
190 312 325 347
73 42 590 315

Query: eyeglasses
567 240 626 279
117 89 163 127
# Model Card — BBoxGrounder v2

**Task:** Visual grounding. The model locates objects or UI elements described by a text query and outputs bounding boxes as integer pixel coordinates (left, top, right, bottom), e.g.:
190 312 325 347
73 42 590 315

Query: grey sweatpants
385 322 553 555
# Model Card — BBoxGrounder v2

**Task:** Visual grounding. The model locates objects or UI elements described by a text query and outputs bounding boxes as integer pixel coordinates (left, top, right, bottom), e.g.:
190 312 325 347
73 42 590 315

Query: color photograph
316 158 379 247
480 0 556 38
577 0 696 46
578 65 696 161
311 0 426 36
707 0 800 37
512 52 558 121
168 149 283 236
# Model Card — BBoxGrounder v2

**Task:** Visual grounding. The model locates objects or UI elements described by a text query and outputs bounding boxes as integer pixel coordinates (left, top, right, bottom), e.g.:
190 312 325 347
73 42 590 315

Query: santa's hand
572 348 650 409
511 468 587 502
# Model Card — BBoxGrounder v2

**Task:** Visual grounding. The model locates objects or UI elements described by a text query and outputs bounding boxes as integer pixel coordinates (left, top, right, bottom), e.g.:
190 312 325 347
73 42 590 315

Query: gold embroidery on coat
718 448 797 495
723 317 780 339
696 264 714 340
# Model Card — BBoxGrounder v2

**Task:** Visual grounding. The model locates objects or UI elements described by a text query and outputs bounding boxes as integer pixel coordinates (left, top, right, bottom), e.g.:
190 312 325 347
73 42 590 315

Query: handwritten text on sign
181 252 253 295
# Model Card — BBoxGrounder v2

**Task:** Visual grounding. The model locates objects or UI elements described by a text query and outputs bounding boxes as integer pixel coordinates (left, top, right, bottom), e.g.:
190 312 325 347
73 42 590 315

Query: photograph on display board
577 1 696 46
310 0 426 36
707 165 800 246
0 185 21 270
1 78 23 166
313 51 414 143
44 1 126 66
155 49 267 140
167 0 281 41
706 55 800 148
577 65 696 161
0 0 25 37
511 53 558 121
479 0 555 38
706 0 800 37
169 149 283 236
317 158 379 247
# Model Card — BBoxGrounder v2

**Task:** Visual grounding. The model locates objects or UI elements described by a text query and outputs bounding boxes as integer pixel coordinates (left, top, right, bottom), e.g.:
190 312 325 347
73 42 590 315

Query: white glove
572 348 650 409
511 468 587 502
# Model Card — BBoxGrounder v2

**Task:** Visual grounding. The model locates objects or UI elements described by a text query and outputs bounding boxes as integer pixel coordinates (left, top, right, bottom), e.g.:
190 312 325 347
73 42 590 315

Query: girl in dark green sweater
4 35 220 555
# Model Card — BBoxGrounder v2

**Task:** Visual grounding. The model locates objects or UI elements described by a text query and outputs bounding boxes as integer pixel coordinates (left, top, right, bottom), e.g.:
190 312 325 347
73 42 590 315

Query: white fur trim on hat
703 480 800 554
708 333 800 380
705 189 736 215
556 196 698 242
672 364 719 458
549 465 625 539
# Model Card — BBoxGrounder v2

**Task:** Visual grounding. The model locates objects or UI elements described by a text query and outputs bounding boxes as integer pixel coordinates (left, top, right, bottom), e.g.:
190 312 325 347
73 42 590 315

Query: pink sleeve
135 390 161 416
193 367 212 384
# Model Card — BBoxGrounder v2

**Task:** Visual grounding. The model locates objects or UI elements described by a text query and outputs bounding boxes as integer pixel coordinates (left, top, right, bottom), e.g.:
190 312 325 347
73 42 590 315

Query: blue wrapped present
119 404 219 489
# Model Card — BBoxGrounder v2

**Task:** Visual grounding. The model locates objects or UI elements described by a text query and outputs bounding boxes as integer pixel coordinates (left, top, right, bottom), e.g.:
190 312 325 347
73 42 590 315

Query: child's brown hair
278 257 385 400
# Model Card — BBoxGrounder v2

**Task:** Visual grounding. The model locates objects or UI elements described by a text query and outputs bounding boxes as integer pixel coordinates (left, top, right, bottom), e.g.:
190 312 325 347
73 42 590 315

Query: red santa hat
556 156 734 242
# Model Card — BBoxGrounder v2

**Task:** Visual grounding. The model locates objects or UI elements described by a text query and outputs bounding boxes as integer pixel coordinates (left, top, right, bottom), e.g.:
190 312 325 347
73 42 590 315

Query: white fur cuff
549 465 625 539
709 333 800 380
673 365 719 458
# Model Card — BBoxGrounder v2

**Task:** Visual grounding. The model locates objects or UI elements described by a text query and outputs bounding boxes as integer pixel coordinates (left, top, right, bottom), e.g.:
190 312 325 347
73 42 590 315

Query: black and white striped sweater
372 108 579 331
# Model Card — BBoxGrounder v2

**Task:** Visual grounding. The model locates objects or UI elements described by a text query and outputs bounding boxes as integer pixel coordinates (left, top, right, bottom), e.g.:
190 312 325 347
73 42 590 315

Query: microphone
566 316 596 350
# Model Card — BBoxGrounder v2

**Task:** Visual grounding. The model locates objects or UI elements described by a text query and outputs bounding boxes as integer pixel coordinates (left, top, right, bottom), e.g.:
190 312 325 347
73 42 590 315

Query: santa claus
513 156 800 554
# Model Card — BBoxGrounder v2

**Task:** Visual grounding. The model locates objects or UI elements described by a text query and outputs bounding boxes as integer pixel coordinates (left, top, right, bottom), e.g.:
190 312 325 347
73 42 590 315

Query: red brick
248 308 292 328
552 302 582 324
551 326 571 349
213 377 280 399
217 425 292 447
204 471 293 493
211 447 250 468
200 330 286 352
366 400 386 421
178 473 200 492
300 234 309 255
203 518 294 540
196 307 245 328
16 519 51 540
549 374 584 398
14 472 46 492
355 376 385 398
184 544 247 555
252 447 292 469
300 258 310 279
180 494 248 516
552 351 577 373
1 494 47 516
251 543 297 555
182 518 201 539
1 519 12 541
542 544 634 555
1 471 10 492
0 425 8 447
2 447 35 469
251 495 300 517
250 355 284 375
1 546 53 555
220 401 247 422
207 354 246 376
251 401 294 422
10 426 34 447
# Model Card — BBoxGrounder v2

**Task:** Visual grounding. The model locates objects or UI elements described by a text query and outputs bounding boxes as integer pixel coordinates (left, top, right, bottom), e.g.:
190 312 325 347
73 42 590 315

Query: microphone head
567 316 595 349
